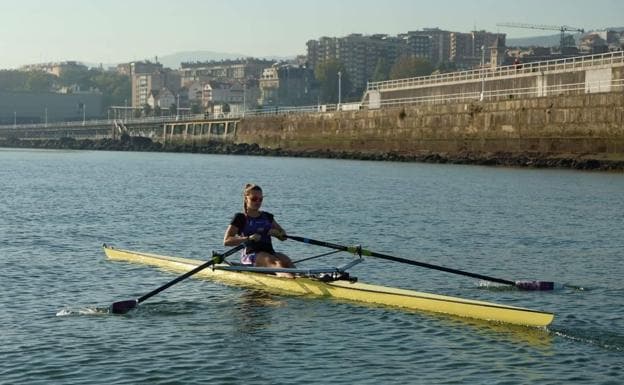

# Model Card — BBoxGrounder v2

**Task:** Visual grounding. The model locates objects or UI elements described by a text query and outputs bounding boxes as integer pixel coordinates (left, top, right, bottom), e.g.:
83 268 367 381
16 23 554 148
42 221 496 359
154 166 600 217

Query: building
451 31 506 69
307 33 409 92
0 90 103 124
579 33 609 54
147 88 175 110
20 61 88 77
258 64 316 106
129 60 180 108
179 58 274 85
202 82 245 114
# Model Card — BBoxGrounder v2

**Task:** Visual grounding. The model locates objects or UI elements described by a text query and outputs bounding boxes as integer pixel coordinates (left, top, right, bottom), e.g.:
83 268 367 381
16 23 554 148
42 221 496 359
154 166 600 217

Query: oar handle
287 235 516 286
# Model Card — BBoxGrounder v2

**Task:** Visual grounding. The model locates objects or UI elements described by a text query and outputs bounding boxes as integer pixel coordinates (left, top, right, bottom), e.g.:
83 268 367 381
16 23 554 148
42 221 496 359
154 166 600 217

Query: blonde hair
243 183 262 213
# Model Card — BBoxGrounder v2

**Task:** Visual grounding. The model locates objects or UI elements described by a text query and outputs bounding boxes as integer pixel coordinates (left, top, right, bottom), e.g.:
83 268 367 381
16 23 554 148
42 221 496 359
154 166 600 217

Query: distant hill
507 33 582 48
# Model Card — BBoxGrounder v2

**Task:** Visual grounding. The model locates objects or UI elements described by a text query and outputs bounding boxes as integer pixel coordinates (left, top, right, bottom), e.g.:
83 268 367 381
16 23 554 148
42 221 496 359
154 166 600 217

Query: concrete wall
235 91 624 156
0 90 103 124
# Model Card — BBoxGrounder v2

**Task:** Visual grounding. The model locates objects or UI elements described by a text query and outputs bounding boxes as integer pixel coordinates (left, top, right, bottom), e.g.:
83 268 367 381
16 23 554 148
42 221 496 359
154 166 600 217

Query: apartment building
450 31 506 69
258 64 316 106
307 33 408 92
179 58 274 85
130 61 181 108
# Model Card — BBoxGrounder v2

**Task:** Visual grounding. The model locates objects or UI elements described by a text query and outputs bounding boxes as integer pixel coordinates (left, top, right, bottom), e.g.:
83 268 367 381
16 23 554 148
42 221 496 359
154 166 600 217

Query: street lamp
45 107 48 127
176 94 180 120
337 71 342 110
14 111 16 128
480 45 485 101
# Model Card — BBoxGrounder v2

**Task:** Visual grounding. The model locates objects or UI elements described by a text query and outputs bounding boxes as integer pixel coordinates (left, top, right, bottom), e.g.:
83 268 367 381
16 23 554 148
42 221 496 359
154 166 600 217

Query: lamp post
480 45 485 101
337 70 342 111
176 94 180 120
82 104 86 126
45 107 48 127
243 81 246 118
14 111 16 128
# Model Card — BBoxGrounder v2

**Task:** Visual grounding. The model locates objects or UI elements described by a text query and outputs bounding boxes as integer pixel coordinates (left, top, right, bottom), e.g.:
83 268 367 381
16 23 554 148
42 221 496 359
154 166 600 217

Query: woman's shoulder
230 212 246 227
260 211 274 220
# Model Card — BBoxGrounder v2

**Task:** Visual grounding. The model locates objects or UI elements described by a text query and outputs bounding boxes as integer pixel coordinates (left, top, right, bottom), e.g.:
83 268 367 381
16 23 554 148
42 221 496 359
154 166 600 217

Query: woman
223 184 295 276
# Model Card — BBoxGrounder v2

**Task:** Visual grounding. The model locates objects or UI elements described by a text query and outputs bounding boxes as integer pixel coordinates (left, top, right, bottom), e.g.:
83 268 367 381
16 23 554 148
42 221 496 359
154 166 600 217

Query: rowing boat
103 244 554 327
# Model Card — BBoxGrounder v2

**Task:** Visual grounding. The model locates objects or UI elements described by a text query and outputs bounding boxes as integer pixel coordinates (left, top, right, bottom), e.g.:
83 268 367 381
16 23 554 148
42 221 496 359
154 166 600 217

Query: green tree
190 102 202 114
25 71 55 92
142 103 152 117
372 58 390 82
58 66 95 90
389 56 434 80
91 72 131 110
314 59 352 103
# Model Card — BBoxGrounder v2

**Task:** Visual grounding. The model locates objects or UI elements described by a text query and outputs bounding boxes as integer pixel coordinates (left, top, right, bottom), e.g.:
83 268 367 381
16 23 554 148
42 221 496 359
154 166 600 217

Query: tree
190 102 202 114
92 72 131 109
372 58 390 82
142 103 152 117
314 59 352 104
389 56 434 80
434 62 458 74
24 71 55 92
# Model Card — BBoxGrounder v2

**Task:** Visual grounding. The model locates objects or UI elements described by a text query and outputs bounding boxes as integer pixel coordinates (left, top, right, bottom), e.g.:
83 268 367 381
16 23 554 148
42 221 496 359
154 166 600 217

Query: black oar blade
111 299 138 314
515 281 555 291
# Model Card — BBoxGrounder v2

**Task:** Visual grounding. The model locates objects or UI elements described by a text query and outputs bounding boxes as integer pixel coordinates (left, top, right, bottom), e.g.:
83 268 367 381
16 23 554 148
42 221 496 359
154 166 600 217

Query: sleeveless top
230 211 276 254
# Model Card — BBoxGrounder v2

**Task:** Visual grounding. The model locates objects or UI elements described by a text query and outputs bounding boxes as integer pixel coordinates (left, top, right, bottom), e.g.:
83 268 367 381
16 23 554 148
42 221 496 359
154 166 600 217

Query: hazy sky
1 0 622 69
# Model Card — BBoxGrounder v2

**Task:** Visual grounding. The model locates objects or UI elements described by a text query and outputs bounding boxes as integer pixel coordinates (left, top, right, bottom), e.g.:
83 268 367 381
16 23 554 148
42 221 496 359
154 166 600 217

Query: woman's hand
248 233 262 242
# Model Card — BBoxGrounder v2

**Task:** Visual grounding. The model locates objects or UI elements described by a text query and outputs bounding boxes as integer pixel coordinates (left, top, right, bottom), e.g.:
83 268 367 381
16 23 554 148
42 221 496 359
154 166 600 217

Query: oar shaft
287 235 515 286
137 243 245 304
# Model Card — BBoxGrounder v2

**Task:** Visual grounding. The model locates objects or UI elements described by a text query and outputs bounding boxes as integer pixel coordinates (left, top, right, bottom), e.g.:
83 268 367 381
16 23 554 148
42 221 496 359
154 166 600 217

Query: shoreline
2 137 623 171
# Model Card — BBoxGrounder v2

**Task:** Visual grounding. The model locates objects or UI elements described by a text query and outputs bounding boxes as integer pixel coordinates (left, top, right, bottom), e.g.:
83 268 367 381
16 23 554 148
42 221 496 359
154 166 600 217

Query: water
1 148 623 384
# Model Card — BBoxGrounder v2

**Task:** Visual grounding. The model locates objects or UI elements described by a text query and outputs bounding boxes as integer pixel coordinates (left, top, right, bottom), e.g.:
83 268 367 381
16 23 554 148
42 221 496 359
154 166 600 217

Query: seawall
235 92 624 159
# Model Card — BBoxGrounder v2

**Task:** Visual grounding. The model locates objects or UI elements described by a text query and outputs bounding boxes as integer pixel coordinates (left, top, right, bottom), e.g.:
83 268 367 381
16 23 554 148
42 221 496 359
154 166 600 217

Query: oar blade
111 299 138 314
515 281 555 291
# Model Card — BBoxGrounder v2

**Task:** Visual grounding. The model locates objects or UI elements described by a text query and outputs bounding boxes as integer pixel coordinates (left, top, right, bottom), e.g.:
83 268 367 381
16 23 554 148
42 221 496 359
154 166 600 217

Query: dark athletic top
230 211 276 254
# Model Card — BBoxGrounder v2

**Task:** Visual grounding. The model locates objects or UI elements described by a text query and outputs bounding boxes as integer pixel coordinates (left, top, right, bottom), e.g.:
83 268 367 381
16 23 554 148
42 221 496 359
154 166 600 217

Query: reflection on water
230 290 287 335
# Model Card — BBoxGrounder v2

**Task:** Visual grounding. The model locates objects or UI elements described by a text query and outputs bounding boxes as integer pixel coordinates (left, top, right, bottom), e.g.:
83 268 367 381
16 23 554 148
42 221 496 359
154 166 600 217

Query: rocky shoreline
2 136 623 171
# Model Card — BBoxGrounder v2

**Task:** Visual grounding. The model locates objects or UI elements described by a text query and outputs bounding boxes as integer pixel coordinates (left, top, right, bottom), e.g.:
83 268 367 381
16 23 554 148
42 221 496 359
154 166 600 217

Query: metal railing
366 50 624 92
371 78 624 108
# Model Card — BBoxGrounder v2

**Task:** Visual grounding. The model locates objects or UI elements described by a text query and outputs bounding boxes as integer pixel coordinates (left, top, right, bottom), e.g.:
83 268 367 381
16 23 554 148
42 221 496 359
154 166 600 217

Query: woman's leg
255 251 294 277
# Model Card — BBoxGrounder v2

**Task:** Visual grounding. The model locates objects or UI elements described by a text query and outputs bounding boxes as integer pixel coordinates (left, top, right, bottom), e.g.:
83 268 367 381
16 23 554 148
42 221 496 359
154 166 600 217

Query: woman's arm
223 225 251 246
269 220 287 241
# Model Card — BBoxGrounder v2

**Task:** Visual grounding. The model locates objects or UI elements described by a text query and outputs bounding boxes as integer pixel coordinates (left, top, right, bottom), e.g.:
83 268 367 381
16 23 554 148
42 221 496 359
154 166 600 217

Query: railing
0 114 212 131
370 78 624 108
366 50 624 92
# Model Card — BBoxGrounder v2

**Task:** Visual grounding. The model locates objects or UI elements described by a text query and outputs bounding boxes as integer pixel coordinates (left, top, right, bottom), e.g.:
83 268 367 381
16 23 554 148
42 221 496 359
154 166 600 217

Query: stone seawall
235 92 624 158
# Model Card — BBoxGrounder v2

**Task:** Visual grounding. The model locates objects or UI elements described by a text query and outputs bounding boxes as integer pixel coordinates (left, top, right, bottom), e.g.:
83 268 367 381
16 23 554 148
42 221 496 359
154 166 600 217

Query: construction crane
496 23 585 52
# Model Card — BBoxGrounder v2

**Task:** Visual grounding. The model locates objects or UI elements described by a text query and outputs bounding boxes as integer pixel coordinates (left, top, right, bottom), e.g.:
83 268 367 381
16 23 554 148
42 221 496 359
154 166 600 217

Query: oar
287 235 555 291
111 243 246 314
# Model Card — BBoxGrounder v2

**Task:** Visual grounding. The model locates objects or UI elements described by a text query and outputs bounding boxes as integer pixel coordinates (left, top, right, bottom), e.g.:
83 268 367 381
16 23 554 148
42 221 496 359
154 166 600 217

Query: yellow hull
103 245 554 327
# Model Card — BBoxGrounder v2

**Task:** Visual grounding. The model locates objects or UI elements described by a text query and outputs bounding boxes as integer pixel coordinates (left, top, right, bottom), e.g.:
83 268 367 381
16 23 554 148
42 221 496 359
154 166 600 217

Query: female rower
223 184 295 277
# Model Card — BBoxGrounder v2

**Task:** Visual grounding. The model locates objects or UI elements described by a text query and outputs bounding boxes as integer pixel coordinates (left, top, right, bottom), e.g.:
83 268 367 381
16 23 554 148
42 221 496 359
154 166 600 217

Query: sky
1 0 622 69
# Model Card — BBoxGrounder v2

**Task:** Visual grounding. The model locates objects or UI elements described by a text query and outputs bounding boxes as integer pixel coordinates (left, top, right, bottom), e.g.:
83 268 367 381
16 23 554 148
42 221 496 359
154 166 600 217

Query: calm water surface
1 148 623 384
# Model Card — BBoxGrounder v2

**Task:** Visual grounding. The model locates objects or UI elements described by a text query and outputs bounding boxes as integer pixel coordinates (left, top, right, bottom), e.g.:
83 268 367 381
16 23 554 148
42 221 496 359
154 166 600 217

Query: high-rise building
307 34 408 92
